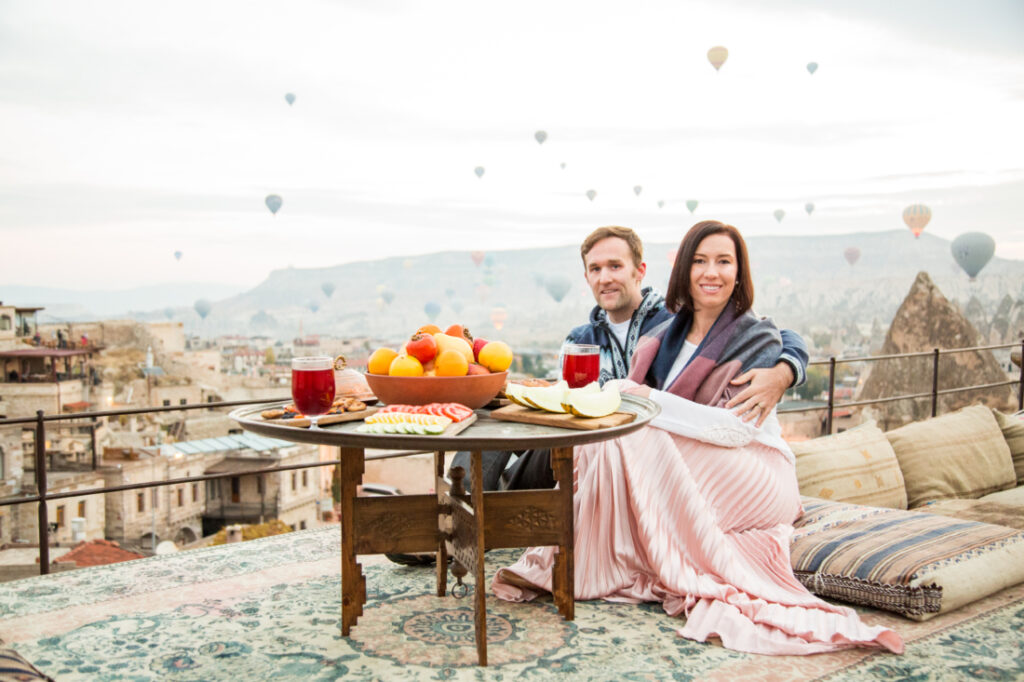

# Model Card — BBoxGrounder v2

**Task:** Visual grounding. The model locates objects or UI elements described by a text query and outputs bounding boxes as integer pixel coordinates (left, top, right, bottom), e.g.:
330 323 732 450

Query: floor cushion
916 498 1024 530
790 420 907 509
791 497 1024 620
992 409 1024 484
978 485 1024 506
885 404 1016 508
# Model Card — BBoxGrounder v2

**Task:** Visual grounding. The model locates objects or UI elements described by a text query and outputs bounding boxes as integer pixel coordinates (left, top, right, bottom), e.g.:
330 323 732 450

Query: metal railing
1 340 1021 576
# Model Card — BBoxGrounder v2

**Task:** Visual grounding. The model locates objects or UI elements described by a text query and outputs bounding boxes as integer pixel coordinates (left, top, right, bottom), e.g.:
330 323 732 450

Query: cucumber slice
411 423 428 435
424 423 445 435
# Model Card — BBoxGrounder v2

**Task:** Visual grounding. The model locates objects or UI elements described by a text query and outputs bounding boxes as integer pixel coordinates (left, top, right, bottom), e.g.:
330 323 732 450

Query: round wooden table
231 395 659 666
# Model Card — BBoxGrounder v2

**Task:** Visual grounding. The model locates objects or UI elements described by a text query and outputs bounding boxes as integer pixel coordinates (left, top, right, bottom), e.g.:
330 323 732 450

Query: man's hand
724 362 794 427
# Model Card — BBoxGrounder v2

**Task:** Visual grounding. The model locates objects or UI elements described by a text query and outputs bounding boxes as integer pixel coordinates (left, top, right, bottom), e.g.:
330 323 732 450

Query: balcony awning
205 458 277 475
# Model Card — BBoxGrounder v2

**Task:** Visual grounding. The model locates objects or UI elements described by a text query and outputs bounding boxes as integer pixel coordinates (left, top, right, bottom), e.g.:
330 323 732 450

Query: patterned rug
1 526 1022 681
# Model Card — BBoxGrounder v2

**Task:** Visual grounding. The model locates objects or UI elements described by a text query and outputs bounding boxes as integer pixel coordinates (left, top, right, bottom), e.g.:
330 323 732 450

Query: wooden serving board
489 404 635 431
264 406 379 429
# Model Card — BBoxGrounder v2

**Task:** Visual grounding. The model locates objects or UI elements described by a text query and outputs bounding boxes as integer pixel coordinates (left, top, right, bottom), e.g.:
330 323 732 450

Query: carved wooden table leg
435 450 449 597
470 450 488 666
339 446 366 636
550 445 575 621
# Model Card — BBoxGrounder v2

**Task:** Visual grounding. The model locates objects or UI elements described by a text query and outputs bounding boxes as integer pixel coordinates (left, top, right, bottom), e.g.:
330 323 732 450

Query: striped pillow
790 420 907 509
791 497 1024 620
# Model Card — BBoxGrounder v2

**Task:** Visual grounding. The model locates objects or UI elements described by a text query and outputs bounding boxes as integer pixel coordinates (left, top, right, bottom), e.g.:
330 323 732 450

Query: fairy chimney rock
858 271 1012 429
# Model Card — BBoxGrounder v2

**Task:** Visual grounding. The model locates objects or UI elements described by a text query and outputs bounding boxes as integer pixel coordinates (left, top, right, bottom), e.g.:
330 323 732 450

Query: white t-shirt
664 340 699 388
608 318 630 351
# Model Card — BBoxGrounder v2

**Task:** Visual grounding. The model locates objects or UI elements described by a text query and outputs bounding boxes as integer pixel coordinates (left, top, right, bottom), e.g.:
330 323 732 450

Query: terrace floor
1 525 1022 680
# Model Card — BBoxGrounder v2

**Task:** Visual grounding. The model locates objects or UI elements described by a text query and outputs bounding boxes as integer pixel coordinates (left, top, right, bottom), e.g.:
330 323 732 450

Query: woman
493 221 903 656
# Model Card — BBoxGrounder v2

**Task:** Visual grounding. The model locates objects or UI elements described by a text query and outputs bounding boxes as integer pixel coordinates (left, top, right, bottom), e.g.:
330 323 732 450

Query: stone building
100 447 211 549
4 469 106 547
201 437 321 536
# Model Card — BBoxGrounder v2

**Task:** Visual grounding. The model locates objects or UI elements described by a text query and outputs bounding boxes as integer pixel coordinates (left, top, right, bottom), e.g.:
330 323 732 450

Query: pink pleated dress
492 424 904 655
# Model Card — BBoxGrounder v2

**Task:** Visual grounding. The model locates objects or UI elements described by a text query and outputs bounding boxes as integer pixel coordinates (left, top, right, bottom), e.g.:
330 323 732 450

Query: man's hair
580 226 644 268
665 220 754 315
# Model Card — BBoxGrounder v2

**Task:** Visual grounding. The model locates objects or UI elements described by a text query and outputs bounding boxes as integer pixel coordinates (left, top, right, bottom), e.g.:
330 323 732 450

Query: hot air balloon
471 251 485 267
381 290 395 305
444 287 456 299
265 194 283 215
560 162 566 170
545 275 571 303
482 273 496 287
903 204 932 238
686 199 698 214
490 307 508 331
633 185 642 196
284 93 295 106
194 299 212 320
424 301 441 322
657 200 664 209
773 209 785 223
806 62 818 75
951 232 996 281
484 255 495 268
707 46 728 71
307 301 319 314
534 130 547 145
321 282 335 298
174 250 182 261
451 300 464 314
403 258 414 269
586 189 597 202
805 202 815 215
844 247 861 266
474 166 484 178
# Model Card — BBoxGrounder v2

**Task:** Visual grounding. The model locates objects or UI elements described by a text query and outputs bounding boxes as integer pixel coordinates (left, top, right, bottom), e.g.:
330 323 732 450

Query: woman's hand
602 374 651 395
607 378 650 398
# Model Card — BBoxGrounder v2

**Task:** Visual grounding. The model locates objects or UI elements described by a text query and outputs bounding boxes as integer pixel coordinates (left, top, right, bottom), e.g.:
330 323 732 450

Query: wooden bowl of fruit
363 371 509 410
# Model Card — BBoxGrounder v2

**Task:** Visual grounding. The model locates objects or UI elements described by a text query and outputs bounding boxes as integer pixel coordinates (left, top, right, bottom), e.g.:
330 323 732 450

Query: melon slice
521 382 570 413
505 382 529 407
565 385 621 418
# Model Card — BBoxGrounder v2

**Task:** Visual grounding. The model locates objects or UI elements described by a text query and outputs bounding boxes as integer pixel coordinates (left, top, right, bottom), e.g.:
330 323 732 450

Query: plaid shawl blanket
626 304 781 406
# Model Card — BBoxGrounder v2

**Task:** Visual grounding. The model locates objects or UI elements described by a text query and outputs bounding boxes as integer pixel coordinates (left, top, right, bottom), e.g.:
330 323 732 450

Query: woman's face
689 233 738 315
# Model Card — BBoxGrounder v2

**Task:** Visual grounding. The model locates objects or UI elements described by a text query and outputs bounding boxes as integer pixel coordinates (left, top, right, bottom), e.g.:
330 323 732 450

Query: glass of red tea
561 344 600 388
291 356 336 429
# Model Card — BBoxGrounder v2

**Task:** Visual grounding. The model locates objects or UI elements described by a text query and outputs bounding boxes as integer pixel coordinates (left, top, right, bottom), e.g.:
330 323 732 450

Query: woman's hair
665 220 754 315
580 226 644 268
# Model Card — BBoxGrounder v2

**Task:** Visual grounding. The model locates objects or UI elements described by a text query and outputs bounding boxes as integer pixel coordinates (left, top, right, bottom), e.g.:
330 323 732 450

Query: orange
435 349 469 376
416 324 442 336
478 341 513 372
388 354 424 377
367 347 399 375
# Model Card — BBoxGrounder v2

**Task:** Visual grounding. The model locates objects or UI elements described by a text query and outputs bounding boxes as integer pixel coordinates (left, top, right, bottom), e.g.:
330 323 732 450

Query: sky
1 0 1023 290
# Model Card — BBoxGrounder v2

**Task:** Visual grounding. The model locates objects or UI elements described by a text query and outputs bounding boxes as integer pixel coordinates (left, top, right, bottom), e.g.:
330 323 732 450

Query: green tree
797 365 831 401
264 347 276 365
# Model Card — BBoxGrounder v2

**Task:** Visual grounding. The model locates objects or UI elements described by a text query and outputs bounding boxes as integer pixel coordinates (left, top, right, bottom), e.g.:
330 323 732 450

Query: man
387 226 807 564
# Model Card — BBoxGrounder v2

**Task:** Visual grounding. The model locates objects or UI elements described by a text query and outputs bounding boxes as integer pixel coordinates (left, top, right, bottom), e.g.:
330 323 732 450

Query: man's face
583 237 646 323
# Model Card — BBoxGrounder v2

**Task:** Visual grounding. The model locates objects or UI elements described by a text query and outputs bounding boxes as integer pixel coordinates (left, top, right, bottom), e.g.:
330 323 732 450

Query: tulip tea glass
291 356 336 429
562 344 600 388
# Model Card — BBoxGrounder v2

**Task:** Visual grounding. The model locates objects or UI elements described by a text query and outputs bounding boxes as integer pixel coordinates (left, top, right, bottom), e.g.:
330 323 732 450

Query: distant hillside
0 283 245 321
12 231 1024 351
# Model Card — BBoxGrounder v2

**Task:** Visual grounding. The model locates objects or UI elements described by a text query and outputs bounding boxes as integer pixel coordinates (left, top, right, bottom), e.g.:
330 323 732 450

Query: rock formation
858 272 1014 430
